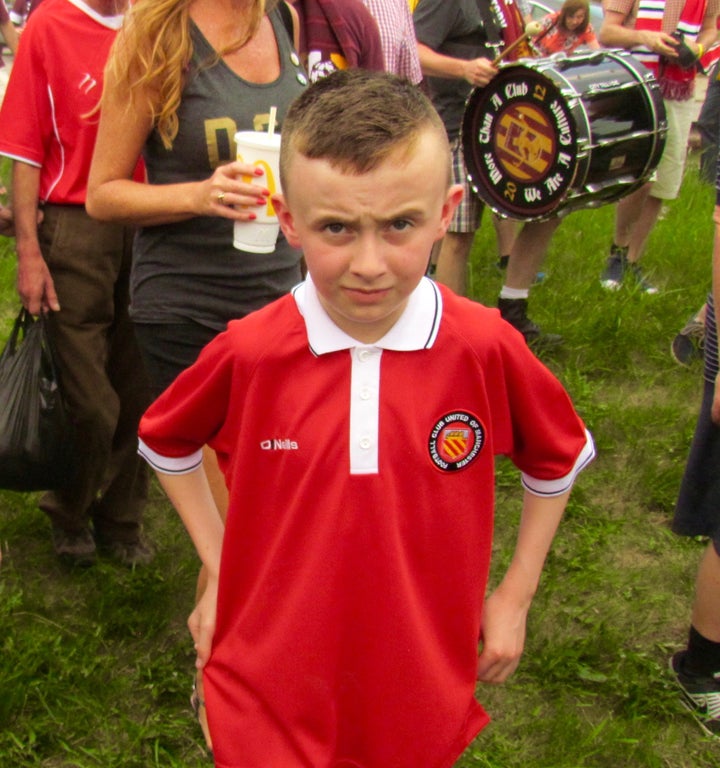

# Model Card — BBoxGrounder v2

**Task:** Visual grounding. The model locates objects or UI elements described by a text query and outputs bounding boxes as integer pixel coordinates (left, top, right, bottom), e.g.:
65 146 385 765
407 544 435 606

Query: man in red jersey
139 70 594 767
0 0 151 566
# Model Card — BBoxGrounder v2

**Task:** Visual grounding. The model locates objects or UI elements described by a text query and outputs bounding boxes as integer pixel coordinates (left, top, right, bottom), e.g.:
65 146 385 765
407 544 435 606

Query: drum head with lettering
462 65 578 219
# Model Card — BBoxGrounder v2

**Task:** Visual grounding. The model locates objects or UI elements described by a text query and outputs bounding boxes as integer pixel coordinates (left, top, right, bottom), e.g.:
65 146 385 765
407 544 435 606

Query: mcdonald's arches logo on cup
233 130 282 254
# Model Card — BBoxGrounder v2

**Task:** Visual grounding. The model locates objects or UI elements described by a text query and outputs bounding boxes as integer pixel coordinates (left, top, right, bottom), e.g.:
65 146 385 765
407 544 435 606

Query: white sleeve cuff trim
521 429 595 497
137 439 203 475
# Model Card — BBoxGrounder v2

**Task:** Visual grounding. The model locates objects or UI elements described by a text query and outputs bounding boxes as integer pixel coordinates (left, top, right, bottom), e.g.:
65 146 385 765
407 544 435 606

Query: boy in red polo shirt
139 70 595 768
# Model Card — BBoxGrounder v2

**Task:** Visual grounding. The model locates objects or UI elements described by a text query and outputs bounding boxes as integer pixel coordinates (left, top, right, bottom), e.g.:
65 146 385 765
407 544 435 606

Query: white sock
499 286 529 300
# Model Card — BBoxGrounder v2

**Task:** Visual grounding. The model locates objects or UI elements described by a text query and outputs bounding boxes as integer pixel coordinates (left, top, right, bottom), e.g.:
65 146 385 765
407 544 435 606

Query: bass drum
461 49 668 220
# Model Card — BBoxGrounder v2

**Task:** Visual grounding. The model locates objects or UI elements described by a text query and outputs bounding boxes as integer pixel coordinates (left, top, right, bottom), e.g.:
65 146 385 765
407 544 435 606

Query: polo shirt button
358 349 371 362
359 437 371 450
359 388 371 400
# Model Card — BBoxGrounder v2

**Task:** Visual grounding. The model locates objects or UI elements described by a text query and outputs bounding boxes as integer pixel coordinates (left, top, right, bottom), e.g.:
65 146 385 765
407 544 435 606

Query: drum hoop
462 63 580 220
462 50 668 220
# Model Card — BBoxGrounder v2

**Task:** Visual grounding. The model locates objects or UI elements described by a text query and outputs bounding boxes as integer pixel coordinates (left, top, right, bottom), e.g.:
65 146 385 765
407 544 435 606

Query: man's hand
637 29 680 58
462 56 499 87
16 242 60 314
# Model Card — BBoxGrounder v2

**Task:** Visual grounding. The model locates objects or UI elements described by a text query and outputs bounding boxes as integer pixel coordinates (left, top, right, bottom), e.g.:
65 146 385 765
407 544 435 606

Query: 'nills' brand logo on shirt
260 439 299 451
428 412 485 472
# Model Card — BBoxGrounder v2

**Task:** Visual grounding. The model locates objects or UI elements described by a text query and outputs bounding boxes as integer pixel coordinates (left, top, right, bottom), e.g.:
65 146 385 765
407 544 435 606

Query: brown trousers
36 205 149 543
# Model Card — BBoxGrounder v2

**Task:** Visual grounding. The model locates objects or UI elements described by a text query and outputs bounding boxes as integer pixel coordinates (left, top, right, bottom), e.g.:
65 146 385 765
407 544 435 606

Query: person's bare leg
434 231 475 295
626 194 663 264
493 215 518 267
498 218 562 345
691 543 720 643
504 218 560 290
426 239 442 276
613 183 652 248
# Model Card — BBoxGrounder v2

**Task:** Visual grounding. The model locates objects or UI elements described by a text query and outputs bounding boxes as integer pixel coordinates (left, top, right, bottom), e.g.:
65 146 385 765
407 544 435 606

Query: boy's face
273 128 463 344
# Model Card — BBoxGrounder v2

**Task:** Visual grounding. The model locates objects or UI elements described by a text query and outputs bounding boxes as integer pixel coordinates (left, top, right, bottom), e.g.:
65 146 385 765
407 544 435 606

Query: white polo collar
292 274 443 355
67 0 125 29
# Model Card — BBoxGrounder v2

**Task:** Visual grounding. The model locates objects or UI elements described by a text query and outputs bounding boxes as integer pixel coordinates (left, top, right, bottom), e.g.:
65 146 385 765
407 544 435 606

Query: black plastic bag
0 308 76 490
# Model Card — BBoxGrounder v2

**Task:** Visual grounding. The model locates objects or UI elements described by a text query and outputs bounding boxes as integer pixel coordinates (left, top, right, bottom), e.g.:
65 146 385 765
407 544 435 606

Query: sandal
191 673 214 756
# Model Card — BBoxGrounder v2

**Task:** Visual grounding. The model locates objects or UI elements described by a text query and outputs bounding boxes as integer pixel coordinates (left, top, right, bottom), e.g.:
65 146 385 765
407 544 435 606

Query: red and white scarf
635 0 707 99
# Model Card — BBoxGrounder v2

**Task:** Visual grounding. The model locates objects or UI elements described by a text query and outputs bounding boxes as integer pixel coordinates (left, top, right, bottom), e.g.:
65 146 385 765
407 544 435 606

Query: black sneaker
51 526 97 567
626 262 658 295
600 246 627 290
670 651 720 739
671 316 705 366
498 298 562 348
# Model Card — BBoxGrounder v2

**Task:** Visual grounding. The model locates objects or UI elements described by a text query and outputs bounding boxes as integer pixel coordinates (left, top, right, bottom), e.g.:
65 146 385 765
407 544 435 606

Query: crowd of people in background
0 0 718 755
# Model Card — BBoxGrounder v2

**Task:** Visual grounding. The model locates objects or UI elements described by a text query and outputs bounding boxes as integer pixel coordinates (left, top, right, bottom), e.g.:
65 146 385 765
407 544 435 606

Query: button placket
349 347 381 474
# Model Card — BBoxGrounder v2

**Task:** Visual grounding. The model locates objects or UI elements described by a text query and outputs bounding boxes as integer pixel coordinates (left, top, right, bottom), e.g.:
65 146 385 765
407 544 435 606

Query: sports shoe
600 246 627 290
669 651 720 739
626 262 658 294
52 526 97 567
671 316 705 366
99 538 155 567
600 247 658 294
498 297 563 348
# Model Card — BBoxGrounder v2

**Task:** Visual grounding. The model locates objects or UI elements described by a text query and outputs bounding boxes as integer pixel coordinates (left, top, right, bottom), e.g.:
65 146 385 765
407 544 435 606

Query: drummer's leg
626 194 663 264
435 232 475 295
613 183 652 253
504 218 561 289
498 217 563 347
433 140 483 296
493 215 519 270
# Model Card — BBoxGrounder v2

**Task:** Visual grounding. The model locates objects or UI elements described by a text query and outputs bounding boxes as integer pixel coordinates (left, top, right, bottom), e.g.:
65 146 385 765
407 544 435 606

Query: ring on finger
217 191 226 204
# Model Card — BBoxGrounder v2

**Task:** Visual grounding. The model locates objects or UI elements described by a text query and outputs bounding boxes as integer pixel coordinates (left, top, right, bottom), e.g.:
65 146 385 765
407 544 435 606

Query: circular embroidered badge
428 412 485 472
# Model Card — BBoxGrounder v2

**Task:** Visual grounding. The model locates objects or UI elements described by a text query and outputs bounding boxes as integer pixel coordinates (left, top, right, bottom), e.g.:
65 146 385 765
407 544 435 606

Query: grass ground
0 154 719 766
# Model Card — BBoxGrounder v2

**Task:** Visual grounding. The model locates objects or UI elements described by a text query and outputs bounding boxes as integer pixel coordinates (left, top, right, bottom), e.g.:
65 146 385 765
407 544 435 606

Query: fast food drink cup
233 130 282 254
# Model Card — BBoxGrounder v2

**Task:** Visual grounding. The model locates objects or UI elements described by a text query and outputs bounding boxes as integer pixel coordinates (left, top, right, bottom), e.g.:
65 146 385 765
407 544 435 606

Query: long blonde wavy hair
105 0 274 149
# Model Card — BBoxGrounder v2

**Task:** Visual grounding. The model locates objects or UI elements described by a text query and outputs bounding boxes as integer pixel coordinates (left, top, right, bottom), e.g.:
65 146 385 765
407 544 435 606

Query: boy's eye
324 222 346 234
390 219 413 232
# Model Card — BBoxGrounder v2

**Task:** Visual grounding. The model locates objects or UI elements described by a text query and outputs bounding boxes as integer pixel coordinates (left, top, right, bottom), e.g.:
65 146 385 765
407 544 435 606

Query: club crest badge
428 412 485 472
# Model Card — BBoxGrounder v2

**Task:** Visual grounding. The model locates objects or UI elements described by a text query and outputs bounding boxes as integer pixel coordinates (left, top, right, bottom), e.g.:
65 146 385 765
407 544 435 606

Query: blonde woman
87 0 307 750
88 0 306 398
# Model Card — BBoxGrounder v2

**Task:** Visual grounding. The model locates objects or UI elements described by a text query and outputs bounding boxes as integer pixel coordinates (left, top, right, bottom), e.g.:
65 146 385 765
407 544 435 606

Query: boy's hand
189 575 218 670
476 584 530 684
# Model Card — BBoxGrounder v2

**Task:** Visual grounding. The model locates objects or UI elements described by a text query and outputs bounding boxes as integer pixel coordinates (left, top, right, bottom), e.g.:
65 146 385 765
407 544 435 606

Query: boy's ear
272 193 302 249
438 184 464 237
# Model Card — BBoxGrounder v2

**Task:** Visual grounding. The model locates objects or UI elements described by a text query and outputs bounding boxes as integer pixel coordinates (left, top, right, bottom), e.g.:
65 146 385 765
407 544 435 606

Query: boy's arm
155 467 225 670
477 488 570 684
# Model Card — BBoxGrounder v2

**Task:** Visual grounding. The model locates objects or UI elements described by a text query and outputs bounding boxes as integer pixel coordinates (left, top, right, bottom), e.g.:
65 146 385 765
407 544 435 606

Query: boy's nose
350 236 387 278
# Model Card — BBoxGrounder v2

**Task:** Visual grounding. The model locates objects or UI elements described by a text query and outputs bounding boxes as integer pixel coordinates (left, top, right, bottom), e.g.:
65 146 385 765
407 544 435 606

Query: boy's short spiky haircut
279 69 450 189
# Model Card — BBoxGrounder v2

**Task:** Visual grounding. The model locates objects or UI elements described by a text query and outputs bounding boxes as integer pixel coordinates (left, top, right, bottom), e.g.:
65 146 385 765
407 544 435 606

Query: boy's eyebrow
308 207 430 227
